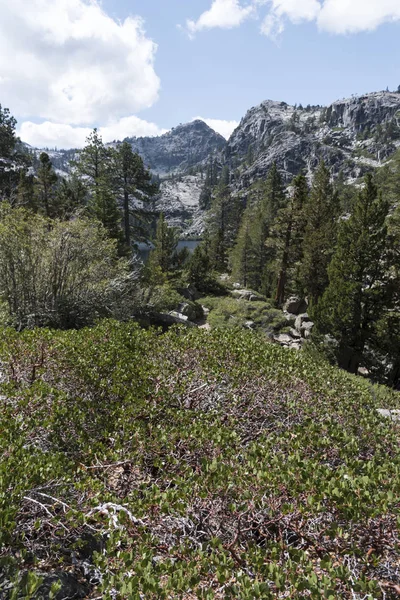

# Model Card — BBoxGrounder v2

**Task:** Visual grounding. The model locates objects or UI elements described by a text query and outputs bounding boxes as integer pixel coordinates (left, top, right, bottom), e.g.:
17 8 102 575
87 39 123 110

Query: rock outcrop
226 92 400 189
154 174 206 237
127 120 226 177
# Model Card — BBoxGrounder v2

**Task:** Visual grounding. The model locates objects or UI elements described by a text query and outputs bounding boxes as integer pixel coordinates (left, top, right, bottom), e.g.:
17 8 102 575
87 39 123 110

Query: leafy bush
144 283 185 313
1 322 399 598
0 206 139 329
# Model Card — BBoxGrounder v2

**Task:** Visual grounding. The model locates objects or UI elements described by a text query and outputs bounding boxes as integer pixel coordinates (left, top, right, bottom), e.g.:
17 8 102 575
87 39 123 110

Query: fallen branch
23 496 53 518
87 503 146 530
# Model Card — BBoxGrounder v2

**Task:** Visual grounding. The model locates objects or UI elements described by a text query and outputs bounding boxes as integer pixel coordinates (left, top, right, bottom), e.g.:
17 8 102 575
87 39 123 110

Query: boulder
283 296 308 315
289 328 302 339
244 320 256 330
289 342 302 351
149 312 197 329
295 313 311 333
249 294 263 302
377 409 400 422
301 321 314 339
231 289 265 302
33 572 89 600
177 302 197 321
274 334 294 346
358 366 369 377
169 311 189 322
176 285 200 301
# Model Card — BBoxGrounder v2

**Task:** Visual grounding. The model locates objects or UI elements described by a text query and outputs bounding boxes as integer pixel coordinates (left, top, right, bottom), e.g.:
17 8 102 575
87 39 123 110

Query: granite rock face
154 174 206 237
226 92 400 189
127 120 226 177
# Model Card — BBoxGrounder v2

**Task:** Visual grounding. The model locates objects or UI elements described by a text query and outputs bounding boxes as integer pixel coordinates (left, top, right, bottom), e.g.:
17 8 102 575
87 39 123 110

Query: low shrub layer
0 322 399 598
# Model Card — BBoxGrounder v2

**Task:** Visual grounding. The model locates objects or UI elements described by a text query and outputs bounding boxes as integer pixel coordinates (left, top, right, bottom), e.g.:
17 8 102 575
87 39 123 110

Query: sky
0 0 399 148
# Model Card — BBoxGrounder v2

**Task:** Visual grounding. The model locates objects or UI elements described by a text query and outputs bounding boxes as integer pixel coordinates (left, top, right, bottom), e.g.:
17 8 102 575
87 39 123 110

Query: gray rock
33 572 89 600
284 296 308 315
244 320 256 330
177 285 201 301
128 120 226 177
358 366 370 377
177 302 197 321
274 334 294 346
289 343 302 351
301 321 314 338
226 92 400 190
289 328 302 339
151 312 197 328
231 289 265 302
377 409 400 422
169 311 189 322
295 313 311 332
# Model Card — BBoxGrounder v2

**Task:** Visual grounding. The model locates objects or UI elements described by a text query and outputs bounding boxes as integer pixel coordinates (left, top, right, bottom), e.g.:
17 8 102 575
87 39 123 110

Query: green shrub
0 206 139 329
0 322 399 598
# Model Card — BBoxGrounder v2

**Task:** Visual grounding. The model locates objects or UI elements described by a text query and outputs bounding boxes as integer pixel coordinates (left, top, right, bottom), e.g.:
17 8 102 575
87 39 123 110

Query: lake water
136 240 201 263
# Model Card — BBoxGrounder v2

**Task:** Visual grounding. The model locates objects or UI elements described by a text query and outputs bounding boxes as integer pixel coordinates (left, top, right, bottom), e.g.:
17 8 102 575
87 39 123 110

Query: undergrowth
0 321 399 599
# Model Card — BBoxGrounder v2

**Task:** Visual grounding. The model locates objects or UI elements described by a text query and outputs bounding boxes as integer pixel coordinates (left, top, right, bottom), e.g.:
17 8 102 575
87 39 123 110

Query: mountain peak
126 119 226 176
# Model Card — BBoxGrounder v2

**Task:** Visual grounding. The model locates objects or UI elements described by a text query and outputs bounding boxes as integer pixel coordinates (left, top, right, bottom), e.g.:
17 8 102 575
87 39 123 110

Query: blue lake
136 240 201 262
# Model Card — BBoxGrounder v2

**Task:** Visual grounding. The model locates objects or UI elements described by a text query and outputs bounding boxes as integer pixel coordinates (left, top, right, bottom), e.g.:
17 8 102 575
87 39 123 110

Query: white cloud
318 0 400 34
186 0 254 35
0 0 160 126
186 0 400 38
19 117 168 149
260 13 285 38
193 117 239 139
260 0 320 37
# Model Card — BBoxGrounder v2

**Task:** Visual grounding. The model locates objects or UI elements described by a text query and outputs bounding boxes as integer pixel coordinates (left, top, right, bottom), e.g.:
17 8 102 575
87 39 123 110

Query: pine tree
74 130 122 244
230 162 286 293
113 141 157 248
36 152 58 217
149 213 179 274
314 174 391 373
254 163 286 295
231 210 256 288
17 170 37 211
0 104 28 200
187 244 212 290
208 166 241 272
300 161 338 305
273 174 308 306
55 174 87 218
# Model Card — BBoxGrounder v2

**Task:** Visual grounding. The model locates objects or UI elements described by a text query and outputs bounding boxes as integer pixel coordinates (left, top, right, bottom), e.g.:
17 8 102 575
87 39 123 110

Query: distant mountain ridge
227 91 400 189
126 119 226 176
24 91 400 236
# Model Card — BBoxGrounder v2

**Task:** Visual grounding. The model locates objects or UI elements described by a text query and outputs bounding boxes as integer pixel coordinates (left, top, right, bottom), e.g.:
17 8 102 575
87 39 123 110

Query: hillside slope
1 322 399 599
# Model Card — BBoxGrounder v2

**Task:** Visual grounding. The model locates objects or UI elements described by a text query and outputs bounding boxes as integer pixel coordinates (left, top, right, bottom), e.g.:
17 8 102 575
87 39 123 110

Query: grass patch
201 296 288 333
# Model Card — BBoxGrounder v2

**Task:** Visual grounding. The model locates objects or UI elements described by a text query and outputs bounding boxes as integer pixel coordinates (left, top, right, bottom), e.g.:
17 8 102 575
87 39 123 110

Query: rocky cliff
145 92 400 234
127 120 226 177
227 92 400 189
155 174 206 238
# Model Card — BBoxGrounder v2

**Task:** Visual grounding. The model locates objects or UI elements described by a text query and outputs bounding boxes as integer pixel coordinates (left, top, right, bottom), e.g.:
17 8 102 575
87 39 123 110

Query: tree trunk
124 189 130 247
